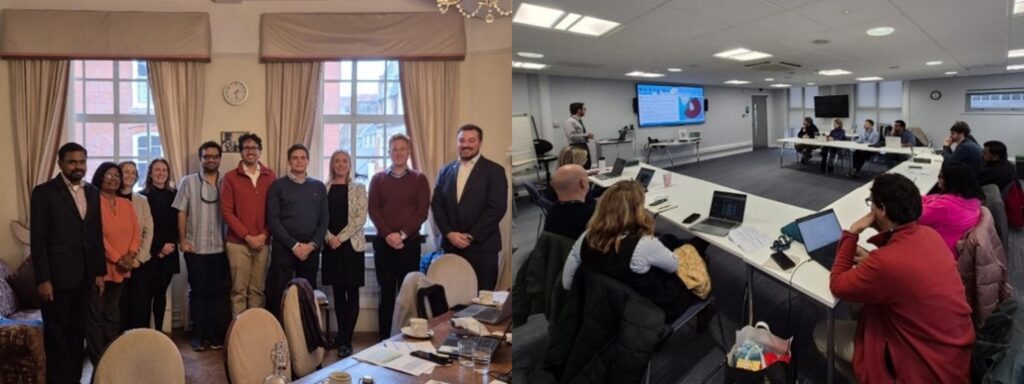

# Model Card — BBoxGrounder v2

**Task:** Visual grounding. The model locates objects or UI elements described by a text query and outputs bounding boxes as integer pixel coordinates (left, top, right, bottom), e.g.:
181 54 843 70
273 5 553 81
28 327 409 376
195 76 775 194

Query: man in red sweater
826 173 974 383
220 133 276 316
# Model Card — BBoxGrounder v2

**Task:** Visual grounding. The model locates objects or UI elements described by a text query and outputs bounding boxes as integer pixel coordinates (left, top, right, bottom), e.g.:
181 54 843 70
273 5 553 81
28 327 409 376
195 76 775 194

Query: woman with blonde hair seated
560 180 699 319
558 145 590 167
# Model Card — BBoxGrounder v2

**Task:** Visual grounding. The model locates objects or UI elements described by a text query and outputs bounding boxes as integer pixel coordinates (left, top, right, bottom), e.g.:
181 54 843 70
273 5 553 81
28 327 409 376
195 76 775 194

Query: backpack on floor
1005 180 1024 228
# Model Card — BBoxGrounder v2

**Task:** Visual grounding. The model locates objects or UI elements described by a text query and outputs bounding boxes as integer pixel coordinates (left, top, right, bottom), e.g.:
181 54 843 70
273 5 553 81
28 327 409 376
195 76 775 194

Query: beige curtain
266 62 323 173
400 60 460 186
148 61 206 180
9 59 70 228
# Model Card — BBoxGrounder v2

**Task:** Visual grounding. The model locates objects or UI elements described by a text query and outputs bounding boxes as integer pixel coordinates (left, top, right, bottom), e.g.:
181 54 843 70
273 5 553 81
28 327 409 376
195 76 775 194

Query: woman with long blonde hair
560 180 697 319
558 145 589 167
322 149 368 357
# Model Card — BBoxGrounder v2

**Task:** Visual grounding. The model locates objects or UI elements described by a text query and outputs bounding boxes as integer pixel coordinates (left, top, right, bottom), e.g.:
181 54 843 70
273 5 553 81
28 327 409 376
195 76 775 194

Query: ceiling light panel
714 48 772 61
553 13 581 30
513 61 548 70
567 16 620 36
819 69 851 75
513 3 564 28
866 26 894 36
770 84 791 88
856 76 884 81
1009 49 1024 58
724 80 750 84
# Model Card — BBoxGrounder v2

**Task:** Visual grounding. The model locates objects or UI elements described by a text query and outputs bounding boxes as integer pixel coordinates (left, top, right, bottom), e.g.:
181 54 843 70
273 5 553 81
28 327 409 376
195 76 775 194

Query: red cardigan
221 161 276 245
830 223 974 383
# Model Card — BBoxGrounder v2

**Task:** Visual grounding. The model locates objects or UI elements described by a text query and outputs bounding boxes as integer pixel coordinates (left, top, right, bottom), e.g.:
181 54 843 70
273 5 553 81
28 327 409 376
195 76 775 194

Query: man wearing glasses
172 142 230 351
221 134 276 317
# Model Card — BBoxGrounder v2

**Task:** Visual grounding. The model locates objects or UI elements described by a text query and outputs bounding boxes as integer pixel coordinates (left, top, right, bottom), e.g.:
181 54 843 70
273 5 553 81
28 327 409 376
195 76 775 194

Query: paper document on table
727 225 773 253
382 341 437 354
354 344 437 376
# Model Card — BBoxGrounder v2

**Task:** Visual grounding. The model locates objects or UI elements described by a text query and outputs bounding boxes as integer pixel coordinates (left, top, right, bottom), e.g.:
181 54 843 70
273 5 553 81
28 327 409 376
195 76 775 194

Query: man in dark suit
31 142 106 384
431 125 509 290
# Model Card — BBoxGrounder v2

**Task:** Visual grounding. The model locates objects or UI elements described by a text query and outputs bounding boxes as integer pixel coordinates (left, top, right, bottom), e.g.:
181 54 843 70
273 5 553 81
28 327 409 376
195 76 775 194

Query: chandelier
436 0 513 23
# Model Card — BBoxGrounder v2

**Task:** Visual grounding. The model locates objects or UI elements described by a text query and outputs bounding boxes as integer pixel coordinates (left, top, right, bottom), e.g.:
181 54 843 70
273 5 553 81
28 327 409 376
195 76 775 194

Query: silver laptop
453 302 512 325
885 136 902 148
595 158 626 180
689 191 747 236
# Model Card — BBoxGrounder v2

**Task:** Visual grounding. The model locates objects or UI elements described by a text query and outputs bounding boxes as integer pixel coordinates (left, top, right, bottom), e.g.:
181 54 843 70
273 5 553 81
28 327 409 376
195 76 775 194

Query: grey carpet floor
512 148 1024 384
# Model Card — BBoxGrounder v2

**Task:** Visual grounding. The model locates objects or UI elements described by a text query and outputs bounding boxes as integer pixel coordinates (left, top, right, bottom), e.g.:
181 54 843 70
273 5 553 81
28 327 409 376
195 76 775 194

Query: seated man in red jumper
817 173 974 383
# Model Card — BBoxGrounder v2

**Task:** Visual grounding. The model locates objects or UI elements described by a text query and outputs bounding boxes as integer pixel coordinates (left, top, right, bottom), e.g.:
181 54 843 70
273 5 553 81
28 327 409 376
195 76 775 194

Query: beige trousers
226 241 269 316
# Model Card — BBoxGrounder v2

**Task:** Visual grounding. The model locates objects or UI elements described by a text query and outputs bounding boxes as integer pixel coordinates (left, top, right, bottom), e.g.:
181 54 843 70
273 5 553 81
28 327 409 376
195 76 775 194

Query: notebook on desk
797 209 843 270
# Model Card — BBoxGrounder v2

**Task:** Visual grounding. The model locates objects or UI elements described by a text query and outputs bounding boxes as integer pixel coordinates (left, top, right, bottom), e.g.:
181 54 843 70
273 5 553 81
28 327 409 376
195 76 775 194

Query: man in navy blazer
31 142 106 384
431 125 508 290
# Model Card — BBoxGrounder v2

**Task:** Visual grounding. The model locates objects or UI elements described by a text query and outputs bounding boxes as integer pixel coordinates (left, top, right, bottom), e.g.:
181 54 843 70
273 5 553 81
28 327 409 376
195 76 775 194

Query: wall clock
930 90 942 100
223 80 249 106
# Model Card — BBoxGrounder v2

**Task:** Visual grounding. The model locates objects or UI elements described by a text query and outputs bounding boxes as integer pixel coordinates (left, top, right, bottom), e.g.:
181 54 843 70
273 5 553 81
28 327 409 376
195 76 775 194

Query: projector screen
636 83 705 127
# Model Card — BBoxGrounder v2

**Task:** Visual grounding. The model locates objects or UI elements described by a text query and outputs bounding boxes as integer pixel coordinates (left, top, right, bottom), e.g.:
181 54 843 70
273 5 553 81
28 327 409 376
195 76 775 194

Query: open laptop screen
797 210 843 252
709 191 746 222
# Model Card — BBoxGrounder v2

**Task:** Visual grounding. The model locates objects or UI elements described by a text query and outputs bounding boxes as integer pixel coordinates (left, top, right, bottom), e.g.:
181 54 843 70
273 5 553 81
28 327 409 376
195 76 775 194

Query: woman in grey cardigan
322 150 367 357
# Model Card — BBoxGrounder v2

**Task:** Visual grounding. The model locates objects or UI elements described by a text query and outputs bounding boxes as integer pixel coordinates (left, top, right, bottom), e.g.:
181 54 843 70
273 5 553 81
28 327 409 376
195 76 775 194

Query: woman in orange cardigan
85 162 140 367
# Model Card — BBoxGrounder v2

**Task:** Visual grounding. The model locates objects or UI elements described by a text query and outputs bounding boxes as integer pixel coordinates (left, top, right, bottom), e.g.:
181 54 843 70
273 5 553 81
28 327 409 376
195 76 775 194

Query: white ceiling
512 0 1024 87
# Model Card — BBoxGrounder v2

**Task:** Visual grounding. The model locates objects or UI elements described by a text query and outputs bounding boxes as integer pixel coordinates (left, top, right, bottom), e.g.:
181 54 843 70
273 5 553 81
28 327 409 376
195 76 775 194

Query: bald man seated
542 164 595 240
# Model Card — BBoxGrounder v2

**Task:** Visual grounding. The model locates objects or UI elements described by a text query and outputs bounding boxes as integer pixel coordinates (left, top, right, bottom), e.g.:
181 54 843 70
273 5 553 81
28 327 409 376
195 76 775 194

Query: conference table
588 150 942 384
778 136 934 176
294 311 511 384
646 138 702 166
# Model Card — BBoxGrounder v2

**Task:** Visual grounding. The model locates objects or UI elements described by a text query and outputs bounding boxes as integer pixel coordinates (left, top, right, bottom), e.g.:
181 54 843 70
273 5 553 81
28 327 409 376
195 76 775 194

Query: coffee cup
328 372 352 384
409 318 428 337
478 290 494 305
662 173 672 187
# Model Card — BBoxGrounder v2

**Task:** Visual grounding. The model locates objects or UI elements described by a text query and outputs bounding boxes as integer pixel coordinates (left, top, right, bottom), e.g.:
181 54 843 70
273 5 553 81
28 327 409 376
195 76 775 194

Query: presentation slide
637 83 705 127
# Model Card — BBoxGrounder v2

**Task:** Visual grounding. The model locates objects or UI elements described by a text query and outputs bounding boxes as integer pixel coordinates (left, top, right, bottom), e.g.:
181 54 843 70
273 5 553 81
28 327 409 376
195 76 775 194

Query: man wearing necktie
564 102 594 169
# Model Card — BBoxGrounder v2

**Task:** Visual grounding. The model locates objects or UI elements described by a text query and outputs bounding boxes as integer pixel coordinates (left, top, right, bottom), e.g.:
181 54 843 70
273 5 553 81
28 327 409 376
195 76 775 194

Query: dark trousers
820 147 839 171
795 144 816 161
86 281 123 366
265 245 320 319
122 261 168 330
373 237 421 340
449 250 499 291
570 143 592 169
332 285 360 348
41 284 90 384
852 150 872 172
184 252 230 345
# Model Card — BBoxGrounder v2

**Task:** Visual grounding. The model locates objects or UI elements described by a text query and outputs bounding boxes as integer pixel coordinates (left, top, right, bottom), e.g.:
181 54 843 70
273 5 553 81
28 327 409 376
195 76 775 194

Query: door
752 95 768 149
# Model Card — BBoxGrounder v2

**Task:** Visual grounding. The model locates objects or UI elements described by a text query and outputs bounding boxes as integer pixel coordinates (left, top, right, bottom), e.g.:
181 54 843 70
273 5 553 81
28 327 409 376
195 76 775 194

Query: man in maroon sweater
824 173 974 383
220 133 276 316
368 134 430 339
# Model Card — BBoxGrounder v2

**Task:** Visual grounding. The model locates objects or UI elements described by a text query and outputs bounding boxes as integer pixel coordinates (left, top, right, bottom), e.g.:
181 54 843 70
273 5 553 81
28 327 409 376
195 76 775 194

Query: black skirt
321 241 365 287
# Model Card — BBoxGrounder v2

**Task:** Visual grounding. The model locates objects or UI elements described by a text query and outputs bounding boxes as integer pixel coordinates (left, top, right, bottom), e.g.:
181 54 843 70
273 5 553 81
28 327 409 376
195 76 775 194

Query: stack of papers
727 225 774 253
352 341 439 376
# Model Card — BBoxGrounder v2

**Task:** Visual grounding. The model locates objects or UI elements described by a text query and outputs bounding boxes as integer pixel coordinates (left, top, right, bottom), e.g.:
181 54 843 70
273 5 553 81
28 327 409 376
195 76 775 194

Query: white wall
515 73 782 167
906 73 1024 157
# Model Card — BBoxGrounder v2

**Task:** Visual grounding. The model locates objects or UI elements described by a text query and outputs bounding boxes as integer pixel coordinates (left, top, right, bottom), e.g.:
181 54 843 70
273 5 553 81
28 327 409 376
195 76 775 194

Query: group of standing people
31 123 508 382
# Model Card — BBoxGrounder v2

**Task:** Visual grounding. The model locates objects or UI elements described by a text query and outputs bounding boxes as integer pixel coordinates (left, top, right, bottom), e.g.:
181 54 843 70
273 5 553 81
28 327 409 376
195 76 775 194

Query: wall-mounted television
814 95 850 117
636 83 705 127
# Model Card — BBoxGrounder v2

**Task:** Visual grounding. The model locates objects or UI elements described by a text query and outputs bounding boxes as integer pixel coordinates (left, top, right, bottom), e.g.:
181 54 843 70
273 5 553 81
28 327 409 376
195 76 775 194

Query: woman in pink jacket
920 161 982 260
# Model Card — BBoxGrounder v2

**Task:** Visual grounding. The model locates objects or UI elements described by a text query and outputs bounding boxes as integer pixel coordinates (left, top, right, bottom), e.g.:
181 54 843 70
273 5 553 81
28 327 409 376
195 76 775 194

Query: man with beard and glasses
431 125 509 290
172 141 230 351
31 142 106 383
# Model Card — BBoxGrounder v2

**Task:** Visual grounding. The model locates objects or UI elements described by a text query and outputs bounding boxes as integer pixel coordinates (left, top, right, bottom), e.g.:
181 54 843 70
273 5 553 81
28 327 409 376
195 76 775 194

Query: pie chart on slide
684 97 702 119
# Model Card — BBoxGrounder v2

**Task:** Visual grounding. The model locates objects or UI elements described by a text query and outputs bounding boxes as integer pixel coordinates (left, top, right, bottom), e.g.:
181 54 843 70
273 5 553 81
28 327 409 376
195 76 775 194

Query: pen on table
654 204 678 213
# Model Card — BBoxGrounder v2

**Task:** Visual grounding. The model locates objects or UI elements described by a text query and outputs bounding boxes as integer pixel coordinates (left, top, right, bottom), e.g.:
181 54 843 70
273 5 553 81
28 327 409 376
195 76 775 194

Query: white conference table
589 153 942 383
778 136 934 175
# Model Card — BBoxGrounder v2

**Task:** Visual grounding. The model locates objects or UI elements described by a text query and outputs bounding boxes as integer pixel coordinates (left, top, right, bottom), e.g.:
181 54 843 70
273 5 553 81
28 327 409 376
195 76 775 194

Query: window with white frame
965 88 1024 112
320 60 405 233
787 86 818 135
70 60 161 190
855 81 903 130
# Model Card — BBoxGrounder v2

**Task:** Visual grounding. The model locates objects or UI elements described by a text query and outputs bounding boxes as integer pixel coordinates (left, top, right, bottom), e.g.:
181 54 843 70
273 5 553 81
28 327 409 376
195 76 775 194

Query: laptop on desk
885 136 902 149
797 209 843 270
438 322 511 358
689 191 747 237
453 302 512 325
595 158 626 180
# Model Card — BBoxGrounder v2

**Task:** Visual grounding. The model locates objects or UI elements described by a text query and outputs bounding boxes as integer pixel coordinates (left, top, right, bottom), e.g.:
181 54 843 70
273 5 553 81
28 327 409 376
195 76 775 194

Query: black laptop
797 209 843 269
689 191 747 236
635 167 655 189
438 322 512 358
595 158 626 180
